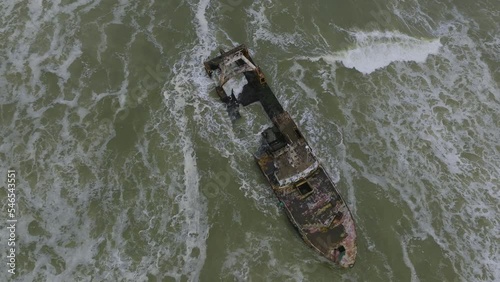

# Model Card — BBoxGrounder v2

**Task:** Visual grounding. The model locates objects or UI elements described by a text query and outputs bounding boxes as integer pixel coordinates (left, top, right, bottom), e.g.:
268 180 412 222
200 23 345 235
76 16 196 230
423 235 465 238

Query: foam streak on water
302 31 442 75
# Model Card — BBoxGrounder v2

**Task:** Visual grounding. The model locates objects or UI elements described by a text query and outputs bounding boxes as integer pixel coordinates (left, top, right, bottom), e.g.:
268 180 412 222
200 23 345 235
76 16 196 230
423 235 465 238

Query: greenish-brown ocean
0 0 499 281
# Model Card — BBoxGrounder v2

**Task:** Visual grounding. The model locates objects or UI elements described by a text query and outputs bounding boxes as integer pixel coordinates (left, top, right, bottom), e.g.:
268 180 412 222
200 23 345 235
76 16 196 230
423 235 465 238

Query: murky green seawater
0 0 499 281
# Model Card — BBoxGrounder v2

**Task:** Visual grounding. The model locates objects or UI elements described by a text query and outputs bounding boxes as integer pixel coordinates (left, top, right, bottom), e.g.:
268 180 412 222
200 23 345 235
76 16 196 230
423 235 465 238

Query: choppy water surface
0 0 499 281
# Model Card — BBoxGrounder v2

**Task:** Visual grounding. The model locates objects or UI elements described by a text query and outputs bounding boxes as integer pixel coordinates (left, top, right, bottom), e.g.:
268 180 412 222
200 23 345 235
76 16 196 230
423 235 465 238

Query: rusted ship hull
204 45 357 268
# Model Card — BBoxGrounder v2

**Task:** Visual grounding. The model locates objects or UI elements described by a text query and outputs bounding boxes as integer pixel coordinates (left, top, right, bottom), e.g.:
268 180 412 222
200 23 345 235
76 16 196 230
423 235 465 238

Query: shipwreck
204 45 357 268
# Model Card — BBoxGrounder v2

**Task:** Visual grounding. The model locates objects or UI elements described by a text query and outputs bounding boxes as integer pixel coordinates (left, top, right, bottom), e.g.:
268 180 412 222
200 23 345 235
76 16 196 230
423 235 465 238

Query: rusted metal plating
204 45 357 268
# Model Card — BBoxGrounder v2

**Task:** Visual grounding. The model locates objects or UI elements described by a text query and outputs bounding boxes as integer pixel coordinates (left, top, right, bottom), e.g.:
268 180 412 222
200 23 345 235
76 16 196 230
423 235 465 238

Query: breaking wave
303 31 442 74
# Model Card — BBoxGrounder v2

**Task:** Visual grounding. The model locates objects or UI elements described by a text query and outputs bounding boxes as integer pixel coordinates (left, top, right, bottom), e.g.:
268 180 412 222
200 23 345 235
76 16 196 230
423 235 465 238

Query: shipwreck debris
204 45 357 268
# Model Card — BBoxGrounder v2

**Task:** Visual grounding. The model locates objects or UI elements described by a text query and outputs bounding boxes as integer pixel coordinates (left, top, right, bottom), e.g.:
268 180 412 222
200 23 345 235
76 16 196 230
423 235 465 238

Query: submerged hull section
204 45 357 268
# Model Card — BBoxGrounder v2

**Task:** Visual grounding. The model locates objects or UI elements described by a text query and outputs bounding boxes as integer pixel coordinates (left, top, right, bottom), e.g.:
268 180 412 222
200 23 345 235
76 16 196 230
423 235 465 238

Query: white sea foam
400 237 419 282
304 31 442 74
0 0 182 280
288 62 318 101
246 3 303 48
154 0 223 279
111 0 133 24
330 20 498 282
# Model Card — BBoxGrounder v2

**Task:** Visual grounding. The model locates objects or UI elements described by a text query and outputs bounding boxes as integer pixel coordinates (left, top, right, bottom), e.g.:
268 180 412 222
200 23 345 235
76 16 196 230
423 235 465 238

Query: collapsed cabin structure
204 45 357 268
